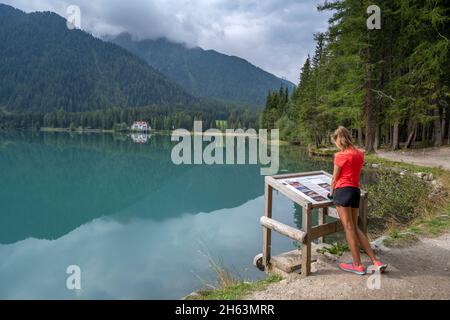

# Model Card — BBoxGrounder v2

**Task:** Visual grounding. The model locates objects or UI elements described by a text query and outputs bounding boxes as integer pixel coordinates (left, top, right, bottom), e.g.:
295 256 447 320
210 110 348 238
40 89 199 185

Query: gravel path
376 146 450 170
246 233 450 300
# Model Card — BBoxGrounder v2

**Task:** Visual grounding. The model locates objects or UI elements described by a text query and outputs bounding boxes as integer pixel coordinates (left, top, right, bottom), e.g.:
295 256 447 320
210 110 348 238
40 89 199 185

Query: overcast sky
3 0 331 83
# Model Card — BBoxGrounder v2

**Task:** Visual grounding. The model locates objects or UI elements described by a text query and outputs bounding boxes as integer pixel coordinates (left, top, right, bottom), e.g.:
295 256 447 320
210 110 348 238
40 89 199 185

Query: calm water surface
0 131 335 299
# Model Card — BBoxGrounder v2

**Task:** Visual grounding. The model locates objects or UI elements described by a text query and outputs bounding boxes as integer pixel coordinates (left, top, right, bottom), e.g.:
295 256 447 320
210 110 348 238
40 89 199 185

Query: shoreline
40 127 115 133
38 127 285 140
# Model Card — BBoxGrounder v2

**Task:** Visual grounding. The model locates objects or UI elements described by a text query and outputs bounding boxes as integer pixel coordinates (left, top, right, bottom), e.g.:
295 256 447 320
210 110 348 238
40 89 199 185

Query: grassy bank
383 207 450 247
186 275 282 300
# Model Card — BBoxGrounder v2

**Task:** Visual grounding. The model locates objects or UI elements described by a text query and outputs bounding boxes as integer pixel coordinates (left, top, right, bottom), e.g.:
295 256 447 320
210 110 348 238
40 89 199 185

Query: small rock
182 291 201 300
415 172 425 179
371 236 391 253
323 252 339 261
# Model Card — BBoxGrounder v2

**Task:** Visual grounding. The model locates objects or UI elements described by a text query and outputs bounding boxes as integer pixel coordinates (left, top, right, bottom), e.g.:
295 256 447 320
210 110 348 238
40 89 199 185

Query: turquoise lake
0 131 335 299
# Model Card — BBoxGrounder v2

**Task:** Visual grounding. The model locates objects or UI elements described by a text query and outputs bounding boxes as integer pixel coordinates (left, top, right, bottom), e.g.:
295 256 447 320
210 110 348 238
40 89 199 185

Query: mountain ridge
110 33 295 108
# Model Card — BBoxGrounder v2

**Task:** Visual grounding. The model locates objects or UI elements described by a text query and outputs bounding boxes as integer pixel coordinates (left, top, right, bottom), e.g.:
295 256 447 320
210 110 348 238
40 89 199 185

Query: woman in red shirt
330 127 387 275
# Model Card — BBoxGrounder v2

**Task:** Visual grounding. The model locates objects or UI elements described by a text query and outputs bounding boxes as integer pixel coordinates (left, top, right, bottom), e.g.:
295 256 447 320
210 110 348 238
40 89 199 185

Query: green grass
413 211 450 236
308 146 338 157
384 209 450 247
316 242 349 257
383 230 419 247
187 275 283 300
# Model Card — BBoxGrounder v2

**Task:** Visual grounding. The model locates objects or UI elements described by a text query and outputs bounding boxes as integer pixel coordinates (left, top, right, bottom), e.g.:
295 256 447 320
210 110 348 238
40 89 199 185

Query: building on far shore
131 121 151 132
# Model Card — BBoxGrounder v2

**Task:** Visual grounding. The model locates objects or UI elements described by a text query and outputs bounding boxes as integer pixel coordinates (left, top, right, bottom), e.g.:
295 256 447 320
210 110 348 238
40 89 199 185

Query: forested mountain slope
111 33 294 108
0 4 195 113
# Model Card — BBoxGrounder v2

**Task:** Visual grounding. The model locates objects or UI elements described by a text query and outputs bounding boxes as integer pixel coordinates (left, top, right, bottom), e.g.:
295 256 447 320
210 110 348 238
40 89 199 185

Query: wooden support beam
310 220 343 240
260 216 307 242
317 207 327 244
301 207 312 277
359 193 368 235
262 183 273 269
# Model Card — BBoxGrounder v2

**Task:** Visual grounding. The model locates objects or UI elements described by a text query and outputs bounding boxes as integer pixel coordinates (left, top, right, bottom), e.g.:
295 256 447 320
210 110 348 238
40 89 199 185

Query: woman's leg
351 208 378 263
336 206 362 266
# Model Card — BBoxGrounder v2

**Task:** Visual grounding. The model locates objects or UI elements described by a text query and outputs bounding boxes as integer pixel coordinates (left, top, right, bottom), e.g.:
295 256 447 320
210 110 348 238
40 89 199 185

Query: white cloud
3 0 331 83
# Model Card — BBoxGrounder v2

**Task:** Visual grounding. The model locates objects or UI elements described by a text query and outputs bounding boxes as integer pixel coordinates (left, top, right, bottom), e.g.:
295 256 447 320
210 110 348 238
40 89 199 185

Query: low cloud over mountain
3 0 331 83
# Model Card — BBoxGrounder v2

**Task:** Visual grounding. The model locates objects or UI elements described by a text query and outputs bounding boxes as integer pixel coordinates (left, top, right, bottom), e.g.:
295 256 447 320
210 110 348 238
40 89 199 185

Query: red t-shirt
334 148 364 189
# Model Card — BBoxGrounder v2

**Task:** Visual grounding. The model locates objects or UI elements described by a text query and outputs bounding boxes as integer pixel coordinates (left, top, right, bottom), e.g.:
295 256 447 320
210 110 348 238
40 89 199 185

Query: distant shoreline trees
0 106 259 132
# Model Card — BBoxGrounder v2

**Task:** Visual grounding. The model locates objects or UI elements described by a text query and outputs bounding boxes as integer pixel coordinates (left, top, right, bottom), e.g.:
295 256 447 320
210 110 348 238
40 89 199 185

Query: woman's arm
330 164 341 196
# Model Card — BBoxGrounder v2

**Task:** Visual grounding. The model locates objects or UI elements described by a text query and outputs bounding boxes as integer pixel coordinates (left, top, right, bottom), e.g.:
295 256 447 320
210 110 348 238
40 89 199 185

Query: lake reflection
0 132 333 299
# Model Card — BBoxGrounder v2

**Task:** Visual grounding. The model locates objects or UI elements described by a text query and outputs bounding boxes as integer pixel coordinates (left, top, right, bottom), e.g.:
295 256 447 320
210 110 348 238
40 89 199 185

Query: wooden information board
256 171 368 277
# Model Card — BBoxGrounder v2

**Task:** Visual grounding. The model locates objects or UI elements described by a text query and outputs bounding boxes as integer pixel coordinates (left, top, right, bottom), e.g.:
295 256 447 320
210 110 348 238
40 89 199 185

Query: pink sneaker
373 261 388 273
339 262 366 275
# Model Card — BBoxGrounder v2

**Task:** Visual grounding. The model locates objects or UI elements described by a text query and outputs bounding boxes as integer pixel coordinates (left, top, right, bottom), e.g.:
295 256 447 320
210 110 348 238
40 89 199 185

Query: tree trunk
386 126 390 145
392 123 400 150
442 118 447 145
434 108 442 147
448 118 450 145
358 125 363 147
421 124 426 143
374 125 380 150
364 31 373 153
405 121 417 149
442 107 447 144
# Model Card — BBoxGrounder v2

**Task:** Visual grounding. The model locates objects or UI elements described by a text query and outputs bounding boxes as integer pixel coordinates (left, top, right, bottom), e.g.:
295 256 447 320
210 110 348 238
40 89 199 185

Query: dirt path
246 233 450 300
376 146 450 170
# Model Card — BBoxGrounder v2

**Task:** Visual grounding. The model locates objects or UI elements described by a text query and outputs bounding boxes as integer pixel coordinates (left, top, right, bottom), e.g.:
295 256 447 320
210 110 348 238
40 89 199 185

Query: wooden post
318 207 328 244
359 193 368 235
363 194 369 234
263 182 273 269
301 205 312 276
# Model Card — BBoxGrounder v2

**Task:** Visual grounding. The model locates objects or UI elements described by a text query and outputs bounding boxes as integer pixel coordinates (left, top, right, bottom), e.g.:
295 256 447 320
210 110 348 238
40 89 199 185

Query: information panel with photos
279 174 332 204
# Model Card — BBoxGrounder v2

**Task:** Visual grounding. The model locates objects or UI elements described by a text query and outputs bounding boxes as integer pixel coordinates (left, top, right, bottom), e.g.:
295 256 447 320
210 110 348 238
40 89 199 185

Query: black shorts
333 187 361 208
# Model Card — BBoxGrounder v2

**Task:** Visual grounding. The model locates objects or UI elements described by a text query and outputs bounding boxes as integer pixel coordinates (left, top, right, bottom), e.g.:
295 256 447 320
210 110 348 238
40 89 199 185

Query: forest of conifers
0 105 258 132
261 0 449 151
